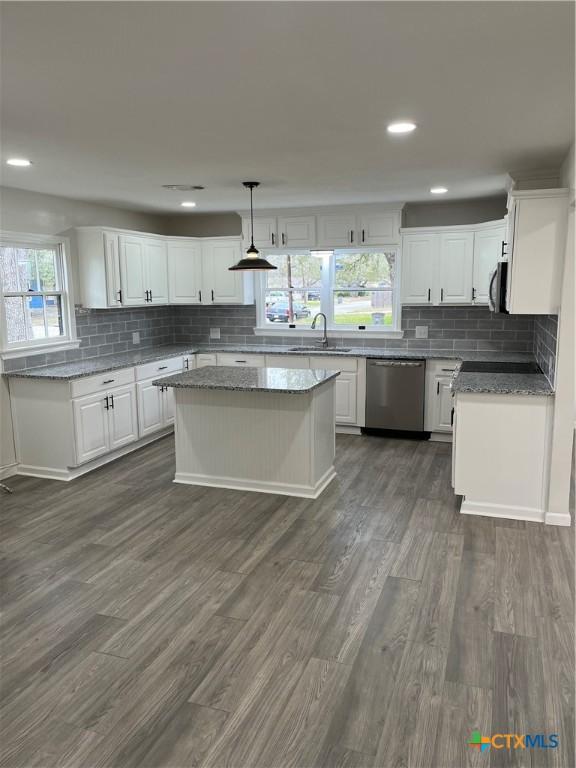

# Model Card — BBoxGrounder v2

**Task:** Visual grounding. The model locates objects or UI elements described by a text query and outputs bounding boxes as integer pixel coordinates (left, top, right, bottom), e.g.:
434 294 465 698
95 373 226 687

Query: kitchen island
154 366 340 498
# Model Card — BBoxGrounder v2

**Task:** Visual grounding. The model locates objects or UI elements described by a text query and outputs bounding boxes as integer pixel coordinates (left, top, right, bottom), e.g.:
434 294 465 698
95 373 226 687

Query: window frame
0 232 79 358
255 247 403 338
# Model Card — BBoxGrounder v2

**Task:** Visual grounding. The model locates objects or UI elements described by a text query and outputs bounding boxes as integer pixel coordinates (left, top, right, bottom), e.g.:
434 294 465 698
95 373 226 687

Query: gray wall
164 213 242 237
402 196 507 228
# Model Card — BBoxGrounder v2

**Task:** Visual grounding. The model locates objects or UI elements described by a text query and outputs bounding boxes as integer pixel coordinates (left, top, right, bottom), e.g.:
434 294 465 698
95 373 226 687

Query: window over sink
256 248 401 335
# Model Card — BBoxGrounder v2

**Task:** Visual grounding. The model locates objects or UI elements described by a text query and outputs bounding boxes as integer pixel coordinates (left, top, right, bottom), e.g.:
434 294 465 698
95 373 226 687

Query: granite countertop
451 366 554 397
3 341 542 383
152 366 340 394
2 344 198 380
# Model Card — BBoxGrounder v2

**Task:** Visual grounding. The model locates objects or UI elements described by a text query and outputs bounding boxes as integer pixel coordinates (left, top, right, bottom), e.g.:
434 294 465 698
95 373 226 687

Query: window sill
254 327 404 340
1 339 81 360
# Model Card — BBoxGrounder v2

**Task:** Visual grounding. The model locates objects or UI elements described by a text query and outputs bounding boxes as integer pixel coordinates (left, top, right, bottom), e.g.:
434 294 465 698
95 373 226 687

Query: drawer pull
441 368 456 373
158 366 168 370
103 379 115 384
235 360 247 364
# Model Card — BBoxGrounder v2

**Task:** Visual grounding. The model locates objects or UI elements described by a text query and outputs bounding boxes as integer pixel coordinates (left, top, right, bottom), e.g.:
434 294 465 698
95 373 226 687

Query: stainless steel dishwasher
365 359 425 431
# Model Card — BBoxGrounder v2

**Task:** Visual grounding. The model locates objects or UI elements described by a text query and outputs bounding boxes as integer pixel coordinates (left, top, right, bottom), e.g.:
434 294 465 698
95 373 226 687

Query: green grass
333 312 393 326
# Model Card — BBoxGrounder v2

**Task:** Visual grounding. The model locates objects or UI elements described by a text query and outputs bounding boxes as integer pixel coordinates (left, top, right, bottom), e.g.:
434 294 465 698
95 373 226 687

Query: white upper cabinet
104 232 122 307
277 216 316 248
77 229 123 308
168 240 203 304
401 220 507 306
359 213 398 245
242 217 277 248
144 238 169 304
202 239 251 304
505 189 568 314
317 213 357 247
438 232 474 304
472 226 505 304
119 235 147 305
401 233 437 304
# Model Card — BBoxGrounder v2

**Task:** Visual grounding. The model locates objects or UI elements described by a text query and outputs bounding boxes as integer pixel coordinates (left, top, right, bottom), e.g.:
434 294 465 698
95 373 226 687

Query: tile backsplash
6 303 553 374
533 314 559 384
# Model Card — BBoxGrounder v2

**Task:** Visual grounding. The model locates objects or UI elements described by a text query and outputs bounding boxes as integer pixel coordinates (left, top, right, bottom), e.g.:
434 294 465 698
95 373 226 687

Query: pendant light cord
250 185 255 249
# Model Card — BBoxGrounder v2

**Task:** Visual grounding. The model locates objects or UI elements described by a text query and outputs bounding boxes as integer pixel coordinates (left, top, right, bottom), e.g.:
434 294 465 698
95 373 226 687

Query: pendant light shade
229 182 277 271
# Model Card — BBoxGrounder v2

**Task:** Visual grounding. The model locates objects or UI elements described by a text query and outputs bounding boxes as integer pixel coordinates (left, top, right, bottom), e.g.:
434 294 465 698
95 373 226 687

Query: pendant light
229 182 277 271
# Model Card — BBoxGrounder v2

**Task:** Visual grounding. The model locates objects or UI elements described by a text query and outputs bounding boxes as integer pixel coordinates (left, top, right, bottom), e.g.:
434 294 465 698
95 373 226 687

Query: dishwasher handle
368 360 424 367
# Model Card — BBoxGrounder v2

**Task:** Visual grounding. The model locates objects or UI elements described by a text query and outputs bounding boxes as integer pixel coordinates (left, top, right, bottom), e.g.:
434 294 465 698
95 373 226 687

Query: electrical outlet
210 328 221 340
132 331 140 345
415 325 429 339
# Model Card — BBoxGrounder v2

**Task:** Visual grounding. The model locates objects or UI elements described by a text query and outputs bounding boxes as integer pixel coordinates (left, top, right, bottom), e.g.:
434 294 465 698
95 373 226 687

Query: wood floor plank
373 641 449 768
494 528 537 638
390 527 433 580
432 681 492 768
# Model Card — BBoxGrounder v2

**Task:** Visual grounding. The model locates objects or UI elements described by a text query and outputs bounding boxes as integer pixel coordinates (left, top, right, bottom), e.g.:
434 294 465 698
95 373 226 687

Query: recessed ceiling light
180 201 197 208
163 184 205 191
387 122 416 134
6 157 32 167
430 186 448 194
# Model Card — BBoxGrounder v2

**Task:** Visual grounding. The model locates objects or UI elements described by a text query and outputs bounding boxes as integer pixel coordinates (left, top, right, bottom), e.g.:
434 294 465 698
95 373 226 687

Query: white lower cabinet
73 383 138 465
424 359 458 436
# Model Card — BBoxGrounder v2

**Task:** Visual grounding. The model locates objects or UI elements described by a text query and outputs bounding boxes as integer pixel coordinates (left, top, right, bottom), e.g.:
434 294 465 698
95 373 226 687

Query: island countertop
153 365 340 394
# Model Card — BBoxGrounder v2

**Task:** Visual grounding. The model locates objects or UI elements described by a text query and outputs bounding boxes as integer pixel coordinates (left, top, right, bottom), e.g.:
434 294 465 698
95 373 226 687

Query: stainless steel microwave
488 261 509 314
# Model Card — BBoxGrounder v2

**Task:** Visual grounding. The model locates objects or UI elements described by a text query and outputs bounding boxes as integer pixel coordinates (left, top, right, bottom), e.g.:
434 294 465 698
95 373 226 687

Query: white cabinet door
317 214 357 247
202 241 244 304
108 384 138 450
119 236 147 305
439 232 474 304
104 232 122 306
73 392 110 464
401 234 437 304
359 213 398 245
144 238 169 304
162 386 175 426
334 372 357 424
435 377 454 431
168 241 203 304
278 216 316 248
243 217 278 249
473 227 505 304
137 379 164 437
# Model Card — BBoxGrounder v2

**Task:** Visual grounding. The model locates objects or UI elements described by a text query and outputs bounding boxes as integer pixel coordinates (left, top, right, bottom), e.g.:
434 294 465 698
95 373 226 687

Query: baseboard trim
428 432 452 443
544 511 573 527
0 462 18 480
174 465 337 499
16 429 173 482
460 498 545 523
336 425 362 435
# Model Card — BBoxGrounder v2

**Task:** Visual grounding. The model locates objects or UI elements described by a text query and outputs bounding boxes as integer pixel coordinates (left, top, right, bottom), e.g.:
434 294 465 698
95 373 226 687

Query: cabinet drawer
309 355 358 372
216 353 265 367
426 359 459 376
265 355 310 369
136 356 182 381
70 366 135 398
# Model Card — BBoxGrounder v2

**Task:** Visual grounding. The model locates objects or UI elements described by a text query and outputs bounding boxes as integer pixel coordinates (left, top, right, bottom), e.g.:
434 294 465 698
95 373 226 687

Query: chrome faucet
311 312 328 347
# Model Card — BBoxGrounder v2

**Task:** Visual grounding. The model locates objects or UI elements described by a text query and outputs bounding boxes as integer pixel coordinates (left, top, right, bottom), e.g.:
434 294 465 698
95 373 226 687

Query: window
0 235 76 353
257 248 401 334
262 252 322 326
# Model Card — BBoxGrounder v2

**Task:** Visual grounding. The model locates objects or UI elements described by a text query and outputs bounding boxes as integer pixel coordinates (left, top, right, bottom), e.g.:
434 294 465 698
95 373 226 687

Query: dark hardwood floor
1 434 574 768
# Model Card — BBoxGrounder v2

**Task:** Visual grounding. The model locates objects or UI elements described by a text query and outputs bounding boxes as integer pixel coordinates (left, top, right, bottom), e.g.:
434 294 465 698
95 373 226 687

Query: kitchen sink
289 346 352 353
459 361 542 374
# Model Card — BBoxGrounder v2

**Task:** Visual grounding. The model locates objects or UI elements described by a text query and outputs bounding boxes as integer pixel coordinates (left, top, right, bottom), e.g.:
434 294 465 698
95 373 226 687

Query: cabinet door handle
184 358 189 370
149 290 153 302
211 289 214 302
472 287 476 302
144 290 149 302
437 381 440 395
271 233 275 246
104 395 110 410
158 365 168 370
427 288 431 302
350 230 354 243
501 241 507 258
451 407 455 426
109 394 114 409
198 290 202 303
117 289 122 303
282 232 286 246
441 288 444 302
362 229 365 243
103 379 115 384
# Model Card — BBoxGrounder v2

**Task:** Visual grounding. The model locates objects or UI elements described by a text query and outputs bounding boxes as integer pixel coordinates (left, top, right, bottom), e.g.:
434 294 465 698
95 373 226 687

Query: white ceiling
1 1 573 213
